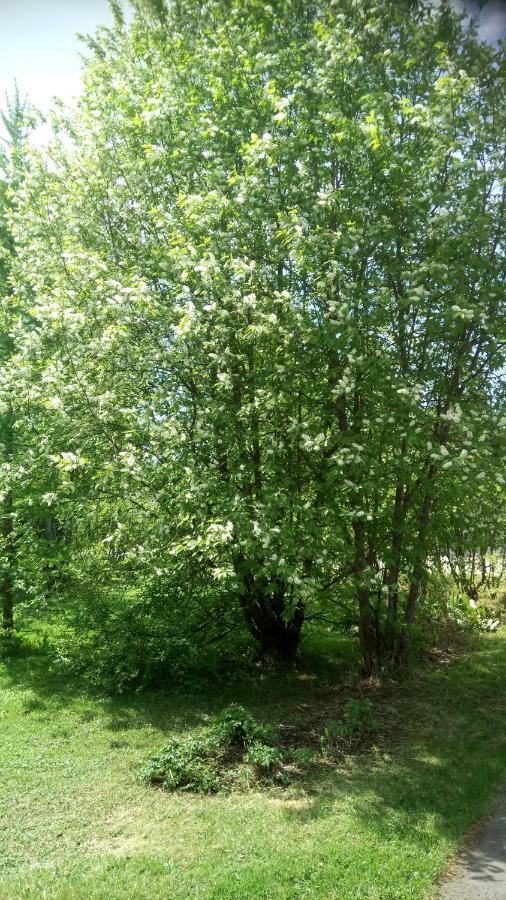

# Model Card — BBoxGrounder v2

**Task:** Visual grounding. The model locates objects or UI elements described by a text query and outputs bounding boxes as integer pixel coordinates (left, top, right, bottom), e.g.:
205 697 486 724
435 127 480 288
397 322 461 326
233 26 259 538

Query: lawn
1 630 506 899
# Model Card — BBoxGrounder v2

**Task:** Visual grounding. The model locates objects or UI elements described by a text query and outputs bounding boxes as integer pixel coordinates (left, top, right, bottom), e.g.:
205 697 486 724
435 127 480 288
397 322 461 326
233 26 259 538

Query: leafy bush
43 581 254 693
139 735 220 794
214 703 257 746
214 704 276 748
321 699 378 750
141 706 282 794
244 742 283 772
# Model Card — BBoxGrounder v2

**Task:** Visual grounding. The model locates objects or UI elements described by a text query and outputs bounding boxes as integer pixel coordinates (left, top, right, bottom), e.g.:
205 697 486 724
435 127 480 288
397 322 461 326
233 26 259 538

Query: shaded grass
1 629 506 898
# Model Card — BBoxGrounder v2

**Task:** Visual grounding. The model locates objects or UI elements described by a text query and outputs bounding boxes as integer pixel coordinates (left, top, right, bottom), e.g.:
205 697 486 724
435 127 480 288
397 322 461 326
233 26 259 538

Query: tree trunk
239 574 304 663
253 606 304 663
353 521 378 675
396 485 433 663
357 585 377 677
384 478 407 661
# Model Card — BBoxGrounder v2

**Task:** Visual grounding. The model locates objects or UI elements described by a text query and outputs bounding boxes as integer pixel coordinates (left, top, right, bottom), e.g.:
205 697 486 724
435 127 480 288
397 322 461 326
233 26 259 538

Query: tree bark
238 573 304 663
396 484 433 663
383 476 407 661
353 521 377 675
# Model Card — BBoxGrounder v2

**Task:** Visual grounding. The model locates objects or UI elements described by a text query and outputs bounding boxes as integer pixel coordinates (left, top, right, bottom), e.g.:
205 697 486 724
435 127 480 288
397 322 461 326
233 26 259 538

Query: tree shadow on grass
0 629 360 739
3 627 506 880
3 632 506 897
277 637 506 888
0 639 210 733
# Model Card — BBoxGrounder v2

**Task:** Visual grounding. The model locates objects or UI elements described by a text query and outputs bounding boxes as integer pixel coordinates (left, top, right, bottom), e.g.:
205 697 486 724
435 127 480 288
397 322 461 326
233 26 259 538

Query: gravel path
440 788 506 899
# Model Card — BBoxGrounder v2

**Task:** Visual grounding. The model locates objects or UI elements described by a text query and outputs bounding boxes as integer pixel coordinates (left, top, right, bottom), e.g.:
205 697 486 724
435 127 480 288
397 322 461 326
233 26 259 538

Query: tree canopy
1 0 504 677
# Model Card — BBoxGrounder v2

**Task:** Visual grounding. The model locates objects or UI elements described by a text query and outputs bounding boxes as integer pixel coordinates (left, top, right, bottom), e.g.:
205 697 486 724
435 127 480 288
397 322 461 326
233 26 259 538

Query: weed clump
141 698 380 793
214 703 276 748
139 735 220 794
140 704 282 793
321 698 378 752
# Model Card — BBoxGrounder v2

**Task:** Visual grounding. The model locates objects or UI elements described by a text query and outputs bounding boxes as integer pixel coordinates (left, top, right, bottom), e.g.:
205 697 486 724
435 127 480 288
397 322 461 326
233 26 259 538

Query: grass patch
1 629 506 898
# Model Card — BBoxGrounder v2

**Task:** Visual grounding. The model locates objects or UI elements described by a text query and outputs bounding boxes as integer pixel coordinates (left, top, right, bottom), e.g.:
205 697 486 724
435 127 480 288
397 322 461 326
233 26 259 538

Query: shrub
141 706 282 794
244 742 283 773
214 704 276 748
42 575 252 693
214 703 257 746
321 698 378 750
139 735 220 794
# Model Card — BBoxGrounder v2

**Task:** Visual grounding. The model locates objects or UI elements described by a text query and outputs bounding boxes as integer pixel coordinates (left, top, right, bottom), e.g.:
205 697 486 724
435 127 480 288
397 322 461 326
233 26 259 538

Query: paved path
440 788 506 899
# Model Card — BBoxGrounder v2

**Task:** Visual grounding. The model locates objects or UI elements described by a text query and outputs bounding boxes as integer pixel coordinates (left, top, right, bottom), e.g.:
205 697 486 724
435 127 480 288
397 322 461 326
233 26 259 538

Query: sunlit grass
1 630 506 898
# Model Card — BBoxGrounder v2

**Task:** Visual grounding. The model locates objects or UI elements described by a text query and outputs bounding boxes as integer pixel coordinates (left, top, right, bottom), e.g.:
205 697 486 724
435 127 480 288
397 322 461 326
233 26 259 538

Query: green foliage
448 594 502 634
288 747 317 766
0 0 504 672
141 704 281 793
321 699 378 750
142 695 381 794
139 735 220 794
243 741 283 772
419 569 505 639
1 11 505 896
214 703 258 746
214 703 276 748
0 630 24 658
37 577 251 692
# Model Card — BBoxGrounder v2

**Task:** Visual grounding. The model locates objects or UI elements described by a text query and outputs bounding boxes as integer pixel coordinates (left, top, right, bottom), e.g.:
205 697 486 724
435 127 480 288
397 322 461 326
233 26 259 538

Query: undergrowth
140 700 377 793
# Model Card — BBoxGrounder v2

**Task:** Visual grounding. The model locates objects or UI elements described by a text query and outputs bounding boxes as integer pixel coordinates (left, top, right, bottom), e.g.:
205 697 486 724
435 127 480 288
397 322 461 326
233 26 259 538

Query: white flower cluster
207 521 234 544
441 404 462 424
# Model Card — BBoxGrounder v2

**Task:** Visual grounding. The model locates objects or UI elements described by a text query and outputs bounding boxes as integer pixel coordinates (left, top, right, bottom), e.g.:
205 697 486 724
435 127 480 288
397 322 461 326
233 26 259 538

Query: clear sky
0 0 114 119
0 0 505 138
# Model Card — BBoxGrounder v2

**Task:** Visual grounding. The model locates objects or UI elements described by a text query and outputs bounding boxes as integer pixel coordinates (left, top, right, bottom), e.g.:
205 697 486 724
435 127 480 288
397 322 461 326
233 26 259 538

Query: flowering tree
0 88 31 632
9 0 505 668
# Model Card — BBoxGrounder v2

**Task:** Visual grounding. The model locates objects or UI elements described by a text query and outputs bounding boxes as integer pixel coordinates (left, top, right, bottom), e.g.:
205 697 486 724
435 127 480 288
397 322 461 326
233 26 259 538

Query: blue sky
0 0 505 139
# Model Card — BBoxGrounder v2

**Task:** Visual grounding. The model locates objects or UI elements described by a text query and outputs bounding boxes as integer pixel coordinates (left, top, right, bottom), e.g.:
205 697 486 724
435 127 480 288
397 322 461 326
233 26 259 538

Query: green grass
1 629 506 899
